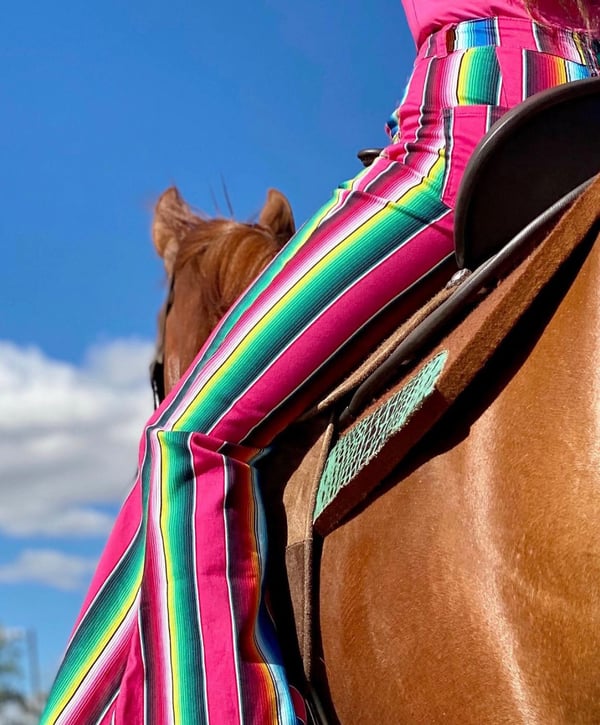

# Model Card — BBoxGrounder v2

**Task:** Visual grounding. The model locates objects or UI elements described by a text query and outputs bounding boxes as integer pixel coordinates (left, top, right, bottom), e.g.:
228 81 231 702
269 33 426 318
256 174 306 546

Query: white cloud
0 549 97 591
0 339 155 538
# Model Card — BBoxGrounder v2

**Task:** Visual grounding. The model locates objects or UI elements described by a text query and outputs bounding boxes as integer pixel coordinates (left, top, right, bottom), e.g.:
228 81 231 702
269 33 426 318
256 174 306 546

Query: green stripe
159 432 206 722
458 47 502 106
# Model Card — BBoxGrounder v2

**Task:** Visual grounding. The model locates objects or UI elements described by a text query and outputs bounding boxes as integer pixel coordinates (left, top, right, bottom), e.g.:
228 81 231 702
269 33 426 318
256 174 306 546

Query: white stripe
57 596 140 725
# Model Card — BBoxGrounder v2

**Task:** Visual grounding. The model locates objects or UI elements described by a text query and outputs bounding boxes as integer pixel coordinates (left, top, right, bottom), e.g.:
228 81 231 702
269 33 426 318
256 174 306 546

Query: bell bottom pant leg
141 158 457 725
41 147 456 725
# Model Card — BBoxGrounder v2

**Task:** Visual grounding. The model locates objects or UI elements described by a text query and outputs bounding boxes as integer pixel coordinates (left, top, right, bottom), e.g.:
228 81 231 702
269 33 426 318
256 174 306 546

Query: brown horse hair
172 217 283 326
524 0 597 30
173 218 276 273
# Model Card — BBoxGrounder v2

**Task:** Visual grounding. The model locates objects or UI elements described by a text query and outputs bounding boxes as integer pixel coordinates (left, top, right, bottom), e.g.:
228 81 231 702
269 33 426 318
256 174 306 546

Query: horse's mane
174 218 275 270
174 217 282 323
152 184 294 397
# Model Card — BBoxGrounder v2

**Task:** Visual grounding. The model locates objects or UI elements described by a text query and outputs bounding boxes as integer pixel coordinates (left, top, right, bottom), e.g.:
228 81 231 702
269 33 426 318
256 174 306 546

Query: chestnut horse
151 181 600 723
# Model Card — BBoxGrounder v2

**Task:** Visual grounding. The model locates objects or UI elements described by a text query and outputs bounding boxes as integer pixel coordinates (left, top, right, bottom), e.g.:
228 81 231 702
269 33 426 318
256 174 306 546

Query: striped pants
42 16 600 725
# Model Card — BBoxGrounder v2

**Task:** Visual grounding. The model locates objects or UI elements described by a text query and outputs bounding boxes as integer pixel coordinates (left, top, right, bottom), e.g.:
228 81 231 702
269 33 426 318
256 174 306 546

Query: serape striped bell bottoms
41 16 600 725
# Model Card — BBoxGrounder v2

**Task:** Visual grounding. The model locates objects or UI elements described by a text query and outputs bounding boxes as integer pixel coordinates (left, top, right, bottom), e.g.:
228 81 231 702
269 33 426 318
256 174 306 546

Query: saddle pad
313 173 600 536
316 350 448 522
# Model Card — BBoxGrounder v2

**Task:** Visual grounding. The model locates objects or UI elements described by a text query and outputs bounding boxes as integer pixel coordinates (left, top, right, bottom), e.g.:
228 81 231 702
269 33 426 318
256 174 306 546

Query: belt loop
446 26 457 55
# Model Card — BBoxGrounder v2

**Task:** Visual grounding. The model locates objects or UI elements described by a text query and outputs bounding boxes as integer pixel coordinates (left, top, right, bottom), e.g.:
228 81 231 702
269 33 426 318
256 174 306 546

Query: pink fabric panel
188 435 242 724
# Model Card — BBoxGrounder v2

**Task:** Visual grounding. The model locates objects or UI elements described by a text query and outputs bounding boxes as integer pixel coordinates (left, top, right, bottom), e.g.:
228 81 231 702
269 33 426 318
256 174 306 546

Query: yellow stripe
158 431 181 719
572 32 588 66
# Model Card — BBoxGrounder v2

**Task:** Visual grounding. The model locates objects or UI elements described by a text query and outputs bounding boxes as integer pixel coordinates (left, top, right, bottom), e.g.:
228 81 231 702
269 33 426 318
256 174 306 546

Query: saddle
262 77 600 722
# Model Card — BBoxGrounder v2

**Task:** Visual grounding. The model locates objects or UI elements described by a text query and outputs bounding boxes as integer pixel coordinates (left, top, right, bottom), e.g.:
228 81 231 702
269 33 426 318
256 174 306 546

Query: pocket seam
441 104 509 208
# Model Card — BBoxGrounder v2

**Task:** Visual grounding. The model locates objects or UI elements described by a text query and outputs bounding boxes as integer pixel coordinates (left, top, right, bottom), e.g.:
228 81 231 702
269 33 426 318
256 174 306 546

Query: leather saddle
359 76 600 268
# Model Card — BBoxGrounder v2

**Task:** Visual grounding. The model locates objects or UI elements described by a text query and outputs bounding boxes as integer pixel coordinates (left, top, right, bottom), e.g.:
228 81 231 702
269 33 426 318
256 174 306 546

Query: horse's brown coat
152 179 600 723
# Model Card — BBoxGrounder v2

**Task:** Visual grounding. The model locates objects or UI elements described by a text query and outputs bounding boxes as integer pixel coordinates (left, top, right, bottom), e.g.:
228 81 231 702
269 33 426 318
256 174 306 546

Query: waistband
418 16 600 68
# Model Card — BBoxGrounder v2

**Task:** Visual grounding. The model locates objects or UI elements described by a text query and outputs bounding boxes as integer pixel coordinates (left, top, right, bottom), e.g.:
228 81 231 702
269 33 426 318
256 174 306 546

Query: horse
150 131 600 722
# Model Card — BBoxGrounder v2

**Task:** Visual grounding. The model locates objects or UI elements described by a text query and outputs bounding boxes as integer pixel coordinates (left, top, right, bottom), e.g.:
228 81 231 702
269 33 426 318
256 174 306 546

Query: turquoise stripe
40 527 144 722
455 17 499 50
567 58 592 82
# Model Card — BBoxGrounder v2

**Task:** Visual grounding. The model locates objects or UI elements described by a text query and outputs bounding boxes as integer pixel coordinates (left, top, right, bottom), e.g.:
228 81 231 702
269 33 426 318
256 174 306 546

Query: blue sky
1 0 415 693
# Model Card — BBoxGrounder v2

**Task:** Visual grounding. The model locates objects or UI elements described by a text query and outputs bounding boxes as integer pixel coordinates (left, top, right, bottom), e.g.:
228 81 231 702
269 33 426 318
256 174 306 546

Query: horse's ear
152 187 198 277
258 188 296 247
